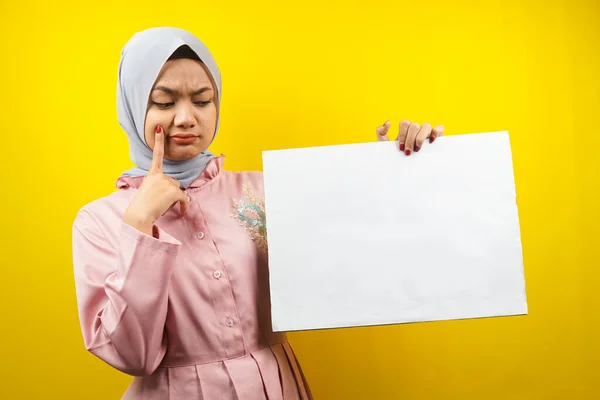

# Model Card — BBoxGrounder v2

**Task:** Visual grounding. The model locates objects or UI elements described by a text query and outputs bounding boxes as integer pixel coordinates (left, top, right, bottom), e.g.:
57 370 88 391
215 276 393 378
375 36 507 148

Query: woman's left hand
376 120 444 156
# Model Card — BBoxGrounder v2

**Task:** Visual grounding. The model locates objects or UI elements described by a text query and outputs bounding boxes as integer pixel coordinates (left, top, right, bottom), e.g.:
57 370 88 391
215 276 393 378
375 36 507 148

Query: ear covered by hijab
117 27 222 188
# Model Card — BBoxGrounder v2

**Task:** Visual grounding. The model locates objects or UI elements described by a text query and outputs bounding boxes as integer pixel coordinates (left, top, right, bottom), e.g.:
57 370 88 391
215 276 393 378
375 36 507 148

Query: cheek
201 104 218 126
144 109 167 147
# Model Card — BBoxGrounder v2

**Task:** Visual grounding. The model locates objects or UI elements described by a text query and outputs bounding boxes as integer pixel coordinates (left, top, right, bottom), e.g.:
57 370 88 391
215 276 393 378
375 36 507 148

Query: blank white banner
262 131 528 332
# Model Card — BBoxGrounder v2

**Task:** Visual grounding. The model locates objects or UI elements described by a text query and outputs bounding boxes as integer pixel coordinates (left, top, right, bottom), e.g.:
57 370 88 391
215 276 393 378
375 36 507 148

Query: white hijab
117 27 221 188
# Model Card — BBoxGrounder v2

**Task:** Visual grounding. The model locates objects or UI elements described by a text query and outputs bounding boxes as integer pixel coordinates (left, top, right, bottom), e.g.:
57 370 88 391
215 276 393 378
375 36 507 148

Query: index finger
150 125 164 173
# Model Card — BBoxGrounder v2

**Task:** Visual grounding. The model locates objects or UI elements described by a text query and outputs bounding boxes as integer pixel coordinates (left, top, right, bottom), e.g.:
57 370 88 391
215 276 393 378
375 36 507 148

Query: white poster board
262 131 527 332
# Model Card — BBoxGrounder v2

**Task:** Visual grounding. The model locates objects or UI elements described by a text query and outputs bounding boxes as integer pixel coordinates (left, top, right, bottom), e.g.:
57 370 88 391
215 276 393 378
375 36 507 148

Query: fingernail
414 144 421 152
156 126 161 134
404 148 412 156
429 136 435 144
399 143 405 151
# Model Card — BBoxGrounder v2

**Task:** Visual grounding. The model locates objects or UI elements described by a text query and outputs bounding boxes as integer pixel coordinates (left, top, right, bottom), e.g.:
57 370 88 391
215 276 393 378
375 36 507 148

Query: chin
166 145 205 161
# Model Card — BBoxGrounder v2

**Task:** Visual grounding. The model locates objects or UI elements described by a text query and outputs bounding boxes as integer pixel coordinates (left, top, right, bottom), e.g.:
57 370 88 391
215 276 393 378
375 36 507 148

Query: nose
174 101 197 128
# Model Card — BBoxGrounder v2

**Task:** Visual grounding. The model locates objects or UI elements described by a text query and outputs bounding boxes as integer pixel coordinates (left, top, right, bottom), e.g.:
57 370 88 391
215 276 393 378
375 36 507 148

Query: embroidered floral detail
231 183 268 253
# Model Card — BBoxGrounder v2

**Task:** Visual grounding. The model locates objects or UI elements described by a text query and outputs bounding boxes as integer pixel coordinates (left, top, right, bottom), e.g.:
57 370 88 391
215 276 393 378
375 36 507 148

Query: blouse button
225 318 234 327
196 232 205 240
213 270 222 279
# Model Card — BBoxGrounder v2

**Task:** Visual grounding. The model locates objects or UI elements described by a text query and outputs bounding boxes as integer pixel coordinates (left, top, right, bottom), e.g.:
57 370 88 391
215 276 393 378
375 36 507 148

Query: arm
71 209 181 376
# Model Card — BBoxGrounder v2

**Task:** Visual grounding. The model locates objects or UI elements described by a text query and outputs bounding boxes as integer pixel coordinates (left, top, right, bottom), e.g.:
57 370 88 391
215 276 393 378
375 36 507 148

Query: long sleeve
71 208 181 376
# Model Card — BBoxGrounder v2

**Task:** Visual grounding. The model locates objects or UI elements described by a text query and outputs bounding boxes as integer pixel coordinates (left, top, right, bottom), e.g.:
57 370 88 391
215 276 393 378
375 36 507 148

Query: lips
169 134 198 145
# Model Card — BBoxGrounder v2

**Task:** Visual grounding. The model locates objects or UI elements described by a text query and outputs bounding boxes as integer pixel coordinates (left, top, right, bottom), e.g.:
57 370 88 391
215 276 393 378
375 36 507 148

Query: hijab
117 27 222 188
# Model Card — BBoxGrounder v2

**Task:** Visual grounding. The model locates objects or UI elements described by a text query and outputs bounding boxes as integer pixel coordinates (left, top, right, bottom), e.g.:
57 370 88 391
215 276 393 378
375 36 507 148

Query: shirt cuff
120 221 182 255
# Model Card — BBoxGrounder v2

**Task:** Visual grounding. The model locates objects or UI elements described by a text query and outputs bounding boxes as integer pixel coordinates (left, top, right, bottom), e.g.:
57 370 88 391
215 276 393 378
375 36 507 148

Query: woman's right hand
123 126 189 237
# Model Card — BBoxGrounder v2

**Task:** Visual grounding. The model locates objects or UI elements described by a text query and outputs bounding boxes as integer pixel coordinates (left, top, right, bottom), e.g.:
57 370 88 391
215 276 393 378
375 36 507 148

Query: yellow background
1 0 598 398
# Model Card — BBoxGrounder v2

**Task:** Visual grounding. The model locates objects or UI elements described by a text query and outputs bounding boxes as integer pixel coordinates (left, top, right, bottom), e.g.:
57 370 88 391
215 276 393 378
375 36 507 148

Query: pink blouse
71 156 312 399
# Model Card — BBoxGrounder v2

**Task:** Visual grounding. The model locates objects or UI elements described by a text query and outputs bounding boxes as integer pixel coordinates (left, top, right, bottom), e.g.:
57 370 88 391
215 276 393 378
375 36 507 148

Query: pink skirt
122 342 312 399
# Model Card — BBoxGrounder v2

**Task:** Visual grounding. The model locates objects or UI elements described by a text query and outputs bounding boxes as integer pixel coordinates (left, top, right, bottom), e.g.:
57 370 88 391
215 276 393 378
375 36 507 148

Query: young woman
71 26 443 400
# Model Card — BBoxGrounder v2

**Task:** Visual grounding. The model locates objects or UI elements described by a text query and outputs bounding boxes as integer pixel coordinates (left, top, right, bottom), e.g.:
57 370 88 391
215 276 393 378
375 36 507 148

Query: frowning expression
144 58 218 161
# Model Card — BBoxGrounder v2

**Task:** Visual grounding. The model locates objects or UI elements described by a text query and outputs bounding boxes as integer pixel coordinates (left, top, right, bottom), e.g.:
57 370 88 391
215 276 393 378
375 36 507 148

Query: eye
194 100 212 107
152 101 174 109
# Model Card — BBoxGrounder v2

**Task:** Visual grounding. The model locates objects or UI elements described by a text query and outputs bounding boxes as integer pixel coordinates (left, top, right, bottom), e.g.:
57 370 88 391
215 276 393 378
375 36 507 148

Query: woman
71 27 443 400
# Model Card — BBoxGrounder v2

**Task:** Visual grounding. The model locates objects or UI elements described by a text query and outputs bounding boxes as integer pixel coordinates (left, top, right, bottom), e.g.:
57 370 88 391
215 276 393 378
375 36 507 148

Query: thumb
376 120 391 141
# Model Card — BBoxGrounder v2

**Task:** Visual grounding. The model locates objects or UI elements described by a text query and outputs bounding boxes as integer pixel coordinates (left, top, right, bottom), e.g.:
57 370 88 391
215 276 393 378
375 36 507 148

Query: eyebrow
152 85 212 96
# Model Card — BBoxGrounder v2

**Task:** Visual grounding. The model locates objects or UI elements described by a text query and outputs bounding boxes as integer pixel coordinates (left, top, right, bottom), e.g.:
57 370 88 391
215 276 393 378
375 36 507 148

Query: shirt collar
116 155 225 190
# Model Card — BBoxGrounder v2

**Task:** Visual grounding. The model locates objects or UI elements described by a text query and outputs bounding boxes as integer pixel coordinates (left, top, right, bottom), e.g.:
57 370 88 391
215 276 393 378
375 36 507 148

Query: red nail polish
405 149 412 156
415 144 421 152
399 143 405 151
156 126 161 134
429 136 435 144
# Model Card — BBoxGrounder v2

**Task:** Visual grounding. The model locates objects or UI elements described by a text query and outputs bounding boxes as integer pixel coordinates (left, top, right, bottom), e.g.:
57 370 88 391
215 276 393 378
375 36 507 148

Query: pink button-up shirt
72 157 312 399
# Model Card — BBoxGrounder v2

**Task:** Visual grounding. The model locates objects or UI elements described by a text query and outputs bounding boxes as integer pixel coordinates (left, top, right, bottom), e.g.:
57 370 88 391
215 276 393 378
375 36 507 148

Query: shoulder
220 169 265 195
73 188 134 235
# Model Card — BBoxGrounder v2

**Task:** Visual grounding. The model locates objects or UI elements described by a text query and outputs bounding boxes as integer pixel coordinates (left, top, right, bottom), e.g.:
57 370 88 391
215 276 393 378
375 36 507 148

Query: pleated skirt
121 343 312 399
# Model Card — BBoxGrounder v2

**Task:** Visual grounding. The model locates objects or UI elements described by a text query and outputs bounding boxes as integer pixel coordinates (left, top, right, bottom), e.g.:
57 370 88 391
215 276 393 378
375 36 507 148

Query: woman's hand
376 120 444 155
123 126 189 237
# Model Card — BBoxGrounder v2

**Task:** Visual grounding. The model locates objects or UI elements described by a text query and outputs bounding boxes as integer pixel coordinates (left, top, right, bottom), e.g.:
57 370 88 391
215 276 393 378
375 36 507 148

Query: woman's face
144 58 217 161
